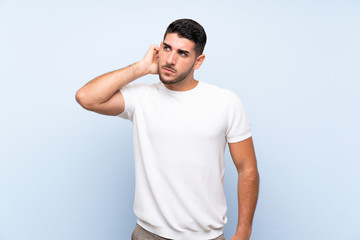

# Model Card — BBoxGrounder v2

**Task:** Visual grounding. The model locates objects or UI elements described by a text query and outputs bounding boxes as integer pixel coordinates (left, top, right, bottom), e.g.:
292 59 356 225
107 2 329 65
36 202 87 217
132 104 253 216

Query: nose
166 51 177 66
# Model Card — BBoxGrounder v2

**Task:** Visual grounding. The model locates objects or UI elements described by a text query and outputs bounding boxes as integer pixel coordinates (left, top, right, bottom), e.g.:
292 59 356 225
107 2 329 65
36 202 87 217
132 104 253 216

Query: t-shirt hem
137 219 224 240
227 133 252 143
117 88 130 119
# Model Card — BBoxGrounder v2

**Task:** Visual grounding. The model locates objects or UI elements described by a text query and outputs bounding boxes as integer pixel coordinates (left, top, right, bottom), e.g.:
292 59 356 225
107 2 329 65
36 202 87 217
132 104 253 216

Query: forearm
234 169 259 239
76 61 147 106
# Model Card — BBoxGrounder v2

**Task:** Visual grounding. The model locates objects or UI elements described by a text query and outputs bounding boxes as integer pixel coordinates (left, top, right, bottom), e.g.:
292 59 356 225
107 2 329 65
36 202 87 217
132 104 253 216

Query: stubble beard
158 63 195 85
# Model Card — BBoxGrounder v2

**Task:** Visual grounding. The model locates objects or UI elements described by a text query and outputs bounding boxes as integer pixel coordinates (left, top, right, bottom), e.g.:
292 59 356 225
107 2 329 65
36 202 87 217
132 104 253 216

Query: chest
134 93 228 141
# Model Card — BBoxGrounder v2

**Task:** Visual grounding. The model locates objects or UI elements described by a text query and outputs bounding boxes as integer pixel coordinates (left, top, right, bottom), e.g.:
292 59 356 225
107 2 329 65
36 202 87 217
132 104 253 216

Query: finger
149 44 159 51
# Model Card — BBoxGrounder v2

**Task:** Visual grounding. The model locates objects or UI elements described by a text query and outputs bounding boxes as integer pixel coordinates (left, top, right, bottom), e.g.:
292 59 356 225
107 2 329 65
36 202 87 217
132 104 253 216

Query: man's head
164 19 207 57
158 19 206 87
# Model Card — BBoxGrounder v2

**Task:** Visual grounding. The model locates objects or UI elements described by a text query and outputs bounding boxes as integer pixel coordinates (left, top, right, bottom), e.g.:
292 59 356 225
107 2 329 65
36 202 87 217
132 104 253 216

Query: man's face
158 33 197 85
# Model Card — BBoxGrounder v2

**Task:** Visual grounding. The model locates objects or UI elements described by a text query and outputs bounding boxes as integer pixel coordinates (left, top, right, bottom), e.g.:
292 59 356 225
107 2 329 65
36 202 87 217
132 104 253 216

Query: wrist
135 59 153 76
124 61 147 80
234 225 252 240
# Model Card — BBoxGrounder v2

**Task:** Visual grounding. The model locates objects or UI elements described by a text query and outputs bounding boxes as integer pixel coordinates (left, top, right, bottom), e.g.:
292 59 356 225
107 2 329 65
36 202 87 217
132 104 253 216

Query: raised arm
229 137 259 240
75 45 159 115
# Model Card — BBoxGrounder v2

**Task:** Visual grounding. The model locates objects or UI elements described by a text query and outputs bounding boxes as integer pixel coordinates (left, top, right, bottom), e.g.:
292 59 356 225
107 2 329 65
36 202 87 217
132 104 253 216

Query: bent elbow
75 89 94 110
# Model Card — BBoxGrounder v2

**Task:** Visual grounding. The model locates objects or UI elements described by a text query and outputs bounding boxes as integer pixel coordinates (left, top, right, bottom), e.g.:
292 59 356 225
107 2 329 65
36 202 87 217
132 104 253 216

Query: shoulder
121 82 161 94
199 81 241 102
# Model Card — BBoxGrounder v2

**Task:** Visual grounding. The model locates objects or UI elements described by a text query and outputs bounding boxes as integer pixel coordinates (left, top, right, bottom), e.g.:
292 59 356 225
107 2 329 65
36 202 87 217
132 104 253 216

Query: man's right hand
138 44 160 75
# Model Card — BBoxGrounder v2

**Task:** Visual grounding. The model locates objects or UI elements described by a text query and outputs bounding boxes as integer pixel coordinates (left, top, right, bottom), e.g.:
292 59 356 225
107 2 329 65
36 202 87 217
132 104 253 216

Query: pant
131 224 225 240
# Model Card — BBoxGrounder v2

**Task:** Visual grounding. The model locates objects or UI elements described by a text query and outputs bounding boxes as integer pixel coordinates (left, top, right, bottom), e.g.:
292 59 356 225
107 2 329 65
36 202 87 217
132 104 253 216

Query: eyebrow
163 42 190 55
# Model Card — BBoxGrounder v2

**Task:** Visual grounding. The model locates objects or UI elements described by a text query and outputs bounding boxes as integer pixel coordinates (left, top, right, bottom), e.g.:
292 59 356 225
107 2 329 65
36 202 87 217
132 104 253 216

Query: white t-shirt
119 81 251 240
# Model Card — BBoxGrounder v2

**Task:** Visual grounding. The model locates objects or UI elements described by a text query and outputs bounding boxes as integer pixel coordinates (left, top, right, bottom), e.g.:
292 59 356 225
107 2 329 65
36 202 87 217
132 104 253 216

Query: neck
164 74 198 91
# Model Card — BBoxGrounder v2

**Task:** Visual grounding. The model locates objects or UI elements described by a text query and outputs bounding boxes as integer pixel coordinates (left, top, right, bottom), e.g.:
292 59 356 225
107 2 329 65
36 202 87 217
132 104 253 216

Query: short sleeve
225 92 252 143
117 83 146 121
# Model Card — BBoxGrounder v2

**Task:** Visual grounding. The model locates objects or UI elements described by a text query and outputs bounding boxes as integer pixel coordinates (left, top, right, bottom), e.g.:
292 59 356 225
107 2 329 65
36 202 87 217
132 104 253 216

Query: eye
163 45 170 51
179 51 188 57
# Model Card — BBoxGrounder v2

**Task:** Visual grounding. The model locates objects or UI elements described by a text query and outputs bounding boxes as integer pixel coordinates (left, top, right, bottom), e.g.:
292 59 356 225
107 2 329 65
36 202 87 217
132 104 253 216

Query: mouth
162 66 176 74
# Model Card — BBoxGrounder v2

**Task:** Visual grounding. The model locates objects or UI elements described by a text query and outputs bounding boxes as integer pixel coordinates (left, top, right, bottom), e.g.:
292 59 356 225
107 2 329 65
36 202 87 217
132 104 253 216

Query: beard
158 62 195 85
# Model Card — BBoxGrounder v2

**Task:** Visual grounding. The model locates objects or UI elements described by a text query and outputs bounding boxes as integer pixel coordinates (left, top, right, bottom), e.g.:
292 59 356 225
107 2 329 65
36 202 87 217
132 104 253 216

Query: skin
76 33 259 240
229 138 259 240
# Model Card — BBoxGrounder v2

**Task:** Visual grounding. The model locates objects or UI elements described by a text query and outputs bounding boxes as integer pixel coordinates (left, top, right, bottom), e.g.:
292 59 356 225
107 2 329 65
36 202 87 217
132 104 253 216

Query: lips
162 66 176 74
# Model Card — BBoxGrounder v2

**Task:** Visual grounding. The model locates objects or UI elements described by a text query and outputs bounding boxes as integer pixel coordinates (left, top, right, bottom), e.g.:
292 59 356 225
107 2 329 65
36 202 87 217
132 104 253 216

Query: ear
193 54 205 70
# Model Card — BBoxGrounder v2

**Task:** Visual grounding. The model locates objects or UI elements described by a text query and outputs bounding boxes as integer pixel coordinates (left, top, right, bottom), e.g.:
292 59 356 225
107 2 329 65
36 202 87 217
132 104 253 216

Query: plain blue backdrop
1 0 359 239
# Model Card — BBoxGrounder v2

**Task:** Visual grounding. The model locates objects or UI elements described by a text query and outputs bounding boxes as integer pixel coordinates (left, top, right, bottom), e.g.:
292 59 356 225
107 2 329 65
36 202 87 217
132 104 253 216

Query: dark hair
164 19 207 56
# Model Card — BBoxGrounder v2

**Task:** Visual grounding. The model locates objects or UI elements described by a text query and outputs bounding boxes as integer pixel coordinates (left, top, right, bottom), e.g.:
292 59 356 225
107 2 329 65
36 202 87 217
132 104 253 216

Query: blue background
1 0 359 239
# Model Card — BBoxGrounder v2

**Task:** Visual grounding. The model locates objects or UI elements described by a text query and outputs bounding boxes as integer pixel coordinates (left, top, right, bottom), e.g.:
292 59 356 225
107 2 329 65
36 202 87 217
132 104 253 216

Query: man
76 19 259 240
